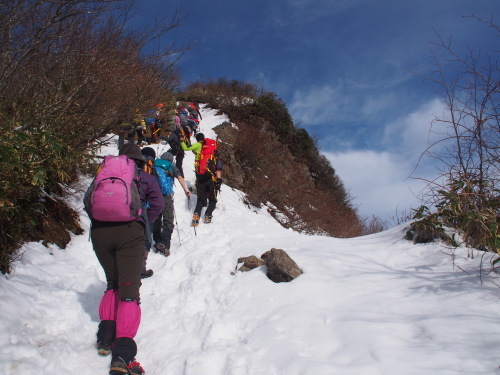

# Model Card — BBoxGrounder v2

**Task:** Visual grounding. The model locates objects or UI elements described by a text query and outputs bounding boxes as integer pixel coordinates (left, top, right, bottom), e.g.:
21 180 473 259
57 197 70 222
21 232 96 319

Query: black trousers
175 150 185 178
91 221 144 302
194 177 217 217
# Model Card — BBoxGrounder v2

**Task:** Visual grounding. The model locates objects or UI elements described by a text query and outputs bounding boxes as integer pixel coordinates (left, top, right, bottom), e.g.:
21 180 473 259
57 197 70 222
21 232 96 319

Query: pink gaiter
116 300 141 338
99 289 119 321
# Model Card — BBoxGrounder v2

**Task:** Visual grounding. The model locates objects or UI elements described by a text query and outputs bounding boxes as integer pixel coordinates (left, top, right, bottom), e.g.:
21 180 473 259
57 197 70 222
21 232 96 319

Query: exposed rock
237 255 265 272
261 248 302 283
213 121 245 189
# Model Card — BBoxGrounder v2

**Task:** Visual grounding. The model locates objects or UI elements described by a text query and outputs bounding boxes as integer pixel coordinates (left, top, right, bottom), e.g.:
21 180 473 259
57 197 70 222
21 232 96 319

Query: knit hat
195 133 205 142
119 144 144 161
141 146 156 161
160 152 174 162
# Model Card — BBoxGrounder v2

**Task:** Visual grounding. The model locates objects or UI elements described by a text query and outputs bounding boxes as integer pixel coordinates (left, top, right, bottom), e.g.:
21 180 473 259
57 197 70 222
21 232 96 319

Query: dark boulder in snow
261 248 302 283
235 249 302 283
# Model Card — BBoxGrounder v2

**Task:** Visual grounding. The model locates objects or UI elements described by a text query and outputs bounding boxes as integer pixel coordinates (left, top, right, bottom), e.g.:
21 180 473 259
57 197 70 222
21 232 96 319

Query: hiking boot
109 357 128 374
97 341 112 356
109 357 145 375
192 213 200 227
204 215 212 224
96 320 115 357
140 269 154 279
127 359 145 375
155 243 170 257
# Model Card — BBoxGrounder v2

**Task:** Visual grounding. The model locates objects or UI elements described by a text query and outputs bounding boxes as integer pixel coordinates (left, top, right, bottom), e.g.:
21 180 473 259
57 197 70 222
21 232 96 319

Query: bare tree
419 16 499 194
410 16 499 254
0 0 189 146
0 0 190 273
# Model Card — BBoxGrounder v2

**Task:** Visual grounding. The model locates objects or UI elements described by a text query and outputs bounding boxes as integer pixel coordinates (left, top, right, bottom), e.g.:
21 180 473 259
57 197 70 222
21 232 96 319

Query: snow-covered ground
1 106 499 375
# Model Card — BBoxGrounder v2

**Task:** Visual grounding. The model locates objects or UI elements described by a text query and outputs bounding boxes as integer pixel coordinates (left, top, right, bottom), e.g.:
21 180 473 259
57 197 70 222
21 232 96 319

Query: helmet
156 103 165 109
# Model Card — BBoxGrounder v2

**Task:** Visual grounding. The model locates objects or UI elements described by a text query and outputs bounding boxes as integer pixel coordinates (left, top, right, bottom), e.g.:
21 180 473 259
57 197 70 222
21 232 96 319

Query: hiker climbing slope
159 123 185 178
181 133 223 227
152 151 191 255
83 144 163 375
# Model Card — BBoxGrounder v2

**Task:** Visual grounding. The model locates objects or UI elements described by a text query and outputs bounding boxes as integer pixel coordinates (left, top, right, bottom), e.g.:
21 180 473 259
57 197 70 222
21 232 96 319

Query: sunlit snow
1 106 499 375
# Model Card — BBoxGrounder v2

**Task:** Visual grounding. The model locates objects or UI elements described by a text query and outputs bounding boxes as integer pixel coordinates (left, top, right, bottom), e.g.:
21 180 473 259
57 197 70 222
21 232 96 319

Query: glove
215 178 222 191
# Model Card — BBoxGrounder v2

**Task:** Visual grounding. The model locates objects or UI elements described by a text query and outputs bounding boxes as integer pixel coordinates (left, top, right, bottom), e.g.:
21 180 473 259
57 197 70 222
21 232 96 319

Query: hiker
189 101 202 121
166 106 180 128
177 104 192 138
186 110 199 135
152 151 191 255
84 143 163 375
155 103 165 119
139 147 159 279
132 111 145 146
177 104 188 128
187 102 201 134
144 103 164 144
159 123 185 178
117 123 140 149
180 133 223 226
151 119 161 144
180 132 203 156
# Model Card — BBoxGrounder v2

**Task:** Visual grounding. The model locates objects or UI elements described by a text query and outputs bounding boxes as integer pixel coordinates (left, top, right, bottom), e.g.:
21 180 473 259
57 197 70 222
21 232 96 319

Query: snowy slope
1 106 499 375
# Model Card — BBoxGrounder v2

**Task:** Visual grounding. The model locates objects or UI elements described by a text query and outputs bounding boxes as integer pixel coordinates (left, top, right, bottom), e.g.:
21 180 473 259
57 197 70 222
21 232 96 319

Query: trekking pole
173 206 181 246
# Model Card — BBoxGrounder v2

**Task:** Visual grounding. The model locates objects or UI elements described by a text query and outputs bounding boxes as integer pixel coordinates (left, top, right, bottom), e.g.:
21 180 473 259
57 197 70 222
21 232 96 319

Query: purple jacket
139 170 164 223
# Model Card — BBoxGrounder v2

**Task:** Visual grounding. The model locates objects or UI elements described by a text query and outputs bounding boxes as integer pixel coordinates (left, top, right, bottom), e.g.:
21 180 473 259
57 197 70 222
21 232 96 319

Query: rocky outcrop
213 121 245 189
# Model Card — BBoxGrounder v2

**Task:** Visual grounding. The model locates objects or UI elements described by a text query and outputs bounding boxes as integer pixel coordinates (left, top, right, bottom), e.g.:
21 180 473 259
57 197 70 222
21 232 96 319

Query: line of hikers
119 101 202 148
83 102 223 375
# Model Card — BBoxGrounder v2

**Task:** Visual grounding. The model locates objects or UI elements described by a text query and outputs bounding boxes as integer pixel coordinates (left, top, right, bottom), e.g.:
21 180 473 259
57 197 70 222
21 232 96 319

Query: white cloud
291 93 449 219
315 98 452 220
288 84 348 126
382 97 448 157
288 81 414 128
358 92 399 119
323 149 430 220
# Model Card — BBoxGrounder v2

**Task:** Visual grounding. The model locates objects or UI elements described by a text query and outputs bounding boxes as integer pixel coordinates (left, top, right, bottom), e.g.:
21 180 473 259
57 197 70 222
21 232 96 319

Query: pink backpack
84 155 142 222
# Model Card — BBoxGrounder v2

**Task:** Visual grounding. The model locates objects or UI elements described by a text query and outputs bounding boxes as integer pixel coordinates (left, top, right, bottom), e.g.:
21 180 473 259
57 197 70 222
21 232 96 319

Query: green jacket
181 141 202 156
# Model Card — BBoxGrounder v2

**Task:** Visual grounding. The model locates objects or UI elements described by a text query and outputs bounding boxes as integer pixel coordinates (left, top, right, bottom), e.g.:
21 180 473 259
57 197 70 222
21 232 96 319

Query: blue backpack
154 159 174 195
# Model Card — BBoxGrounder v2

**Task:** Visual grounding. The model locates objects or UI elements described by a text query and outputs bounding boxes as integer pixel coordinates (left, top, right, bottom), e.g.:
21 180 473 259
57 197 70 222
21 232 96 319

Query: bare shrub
411 16 499 256
0 0 187 273
362 216 388 235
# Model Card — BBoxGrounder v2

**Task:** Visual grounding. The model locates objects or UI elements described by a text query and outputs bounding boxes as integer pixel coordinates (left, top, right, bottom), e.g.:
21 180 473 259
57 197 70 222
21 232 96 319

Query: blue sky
134 0 498 220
